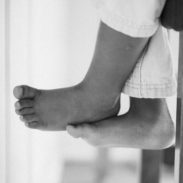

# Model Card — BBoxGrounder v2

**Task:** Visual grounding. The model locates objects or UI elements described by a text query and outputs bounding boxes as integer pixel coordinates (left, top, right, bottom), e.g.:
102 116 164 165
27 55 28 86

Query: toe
13 85 39 99
67 125 82 138
20 114 39 123
67 123 101 146
13 86 24 99
67 124 96 138
25 121 40 129
14 99 34 110
16 107 34 115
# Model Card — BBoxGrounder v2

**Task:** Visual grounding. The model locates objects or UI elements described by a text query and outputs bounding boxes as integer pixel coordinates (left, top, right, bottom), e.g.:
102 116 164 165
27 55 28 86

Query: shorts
92 0 177 98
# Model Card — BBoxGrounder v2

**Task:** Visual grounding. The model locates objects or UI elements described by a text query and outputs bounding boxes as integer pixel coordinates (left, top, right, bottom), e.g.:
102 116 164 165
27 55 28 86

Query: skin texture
13 21 175 149
67 97 175 150
13 22 148 131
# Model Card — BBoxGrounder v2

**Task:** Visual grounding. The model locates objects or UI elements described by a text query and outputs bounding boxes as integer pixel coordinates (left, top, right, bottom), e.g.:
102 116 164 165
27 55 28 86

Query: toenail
19 115 24 121
18 87 23 96
15 102 21 108
13 86 23 99
15 109 20 115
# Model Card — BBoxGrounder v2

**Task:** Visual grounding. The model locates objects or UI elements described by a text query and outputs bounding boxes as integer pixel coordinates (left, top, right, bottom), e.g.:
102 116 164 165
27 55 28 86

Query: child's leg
67 97 175 149
13 22 148 131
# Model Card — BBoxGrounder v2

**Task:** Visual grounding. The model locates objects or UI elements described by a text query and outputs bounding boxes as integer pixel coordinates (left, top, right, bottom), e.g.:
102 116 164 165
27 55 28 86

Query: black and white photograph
1 0 183 182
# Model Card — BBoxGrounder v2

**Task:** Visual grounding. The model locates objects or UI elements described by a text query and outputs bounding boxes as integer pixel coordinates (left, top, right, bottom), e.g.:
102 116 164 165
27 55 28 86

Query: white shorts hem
96 5 159 37
122 81 177 98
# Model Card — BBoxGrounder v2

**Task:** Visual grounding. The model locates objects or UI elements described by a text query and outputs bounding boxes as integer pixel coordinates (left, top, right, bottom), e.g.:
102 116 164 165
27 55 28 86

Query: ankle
81 79 119 101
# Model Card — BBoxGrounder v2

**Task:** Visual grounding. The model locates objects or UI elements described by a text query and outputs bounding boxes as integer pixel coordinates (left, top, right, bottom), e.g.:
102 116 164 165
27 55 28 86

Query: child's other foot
67 98 175 149
13 84 120 130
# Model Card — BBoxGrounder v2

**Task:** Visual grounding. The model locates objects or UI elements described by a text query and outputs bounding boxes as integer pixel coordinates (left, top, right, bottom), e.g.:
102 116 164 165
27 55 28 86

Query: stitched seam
100 8 156 29
124 82 176 89
96 5 158 37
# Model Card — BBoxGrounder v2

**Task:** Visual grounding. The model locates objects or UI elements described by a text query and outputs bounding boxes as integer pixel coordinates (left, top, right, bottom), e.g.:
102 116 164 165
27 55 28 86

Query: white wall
0 0 101 182
0 0 7 182
0 0 178 183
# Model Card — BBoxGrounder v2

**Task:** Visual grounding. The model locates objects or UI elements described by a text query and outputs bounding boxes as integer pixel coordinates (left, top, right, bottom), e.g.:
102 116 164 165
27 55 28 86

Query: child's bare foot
13 22 148 131
67 98 175 149
13 84 120 130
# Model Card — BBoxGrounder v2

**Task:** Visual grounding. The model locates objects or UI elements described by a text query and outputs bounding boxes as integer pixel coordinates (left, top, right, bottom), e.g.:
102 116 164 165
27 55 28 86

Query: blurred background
0 0 179 182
